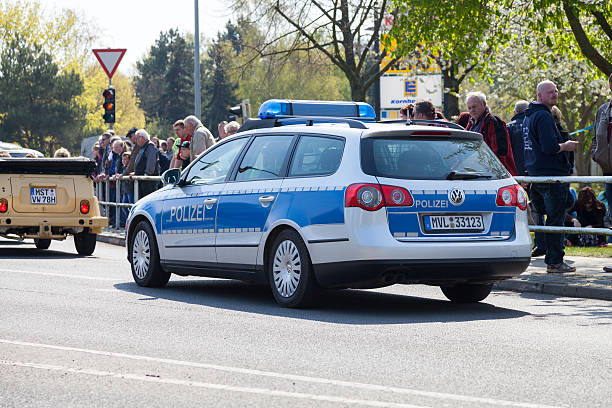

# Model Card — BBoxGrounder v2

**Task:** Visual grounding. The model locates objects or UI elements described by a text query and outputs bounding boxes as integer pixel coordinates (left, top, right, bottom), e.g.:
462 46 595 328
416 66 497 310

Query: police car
125 100 531 307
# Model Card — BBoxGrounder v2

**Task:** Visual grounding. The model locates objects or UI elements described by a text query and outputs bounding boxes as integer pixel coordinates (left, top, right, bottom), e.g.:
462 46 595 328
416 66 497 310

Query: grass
530 232 612 257
564 245 612 258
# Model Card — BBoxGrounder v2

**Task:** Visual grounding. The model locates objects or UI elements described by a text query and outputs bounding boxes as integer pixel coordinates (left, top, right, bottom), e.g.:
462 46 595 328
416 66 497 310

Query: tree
526 0 612 76
0 0 96 73
133 29 194 133
202 34 239 136
388 0 510 117
465 32 608 176
0 36 85 155
234 0 407 103
227 18 351 113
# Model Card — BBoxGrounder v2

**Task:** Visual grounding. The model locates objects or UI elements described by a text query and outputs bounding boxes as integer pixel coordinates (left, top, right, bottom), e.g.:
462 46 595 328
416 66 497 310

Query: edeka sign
380 75 443 110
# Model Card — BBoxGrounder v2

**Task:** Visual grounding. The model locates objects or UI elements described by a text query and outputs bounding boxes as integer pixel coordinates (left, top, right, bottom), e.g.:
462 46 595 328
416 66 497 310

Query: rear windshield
361 138 509 180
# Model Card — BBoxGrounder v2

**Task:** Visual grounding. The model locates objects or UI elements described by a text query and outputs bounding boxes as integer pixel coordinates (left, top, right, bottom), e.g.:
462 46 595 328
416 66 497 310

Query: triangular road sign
92 48 127 79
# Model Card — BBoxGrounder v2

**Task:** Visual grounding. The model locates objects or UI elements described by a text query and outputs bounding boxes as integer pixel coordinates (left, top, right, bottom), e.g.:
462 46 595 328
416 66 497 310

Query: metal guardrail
515 175 612 237
95 175 162 229
94 174 612 237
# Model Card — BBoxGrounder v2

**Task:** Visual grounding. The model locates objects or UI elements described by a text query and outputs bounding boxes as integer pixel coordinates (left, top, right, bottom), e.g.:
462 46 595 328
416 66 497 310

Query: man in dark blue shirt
524 80 579 273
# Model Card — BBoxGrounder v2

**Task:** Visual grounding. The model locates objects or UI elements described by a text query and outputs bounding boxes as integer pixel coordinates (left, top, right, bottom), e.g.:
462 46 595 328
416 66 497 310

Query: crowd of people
91 115 241 226
401 76 612 273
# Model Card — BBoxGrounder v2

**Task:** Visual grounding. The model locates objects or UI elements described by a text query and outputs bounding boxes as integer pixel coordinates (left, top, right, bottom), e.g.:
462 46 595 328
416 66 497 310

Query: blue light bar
257 99 376 121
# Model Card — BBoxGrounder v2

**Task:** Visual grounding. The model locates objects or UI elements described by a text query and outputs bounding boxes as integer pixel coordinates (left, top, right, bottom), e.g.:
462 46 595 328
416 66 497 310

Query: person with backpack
465 91 518 175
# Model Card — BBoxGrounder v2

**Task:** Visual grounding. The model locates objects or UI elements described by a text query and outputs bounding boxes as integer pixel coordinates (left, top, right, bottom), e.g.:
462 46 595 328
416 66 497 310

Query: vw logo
448 188 465 206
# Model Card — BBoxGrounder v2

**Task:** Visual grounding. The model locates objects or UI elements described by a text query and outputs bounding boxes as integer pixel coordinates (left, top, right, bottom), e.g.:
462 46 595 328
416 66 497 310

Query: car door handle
203 198 217 209
258 195 275 204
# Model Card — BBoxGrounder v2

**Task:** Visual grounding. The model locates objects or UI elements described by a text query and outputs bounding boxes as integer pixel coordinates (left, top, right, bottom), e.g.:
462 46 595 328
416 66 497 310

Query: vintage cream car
0 158 107 255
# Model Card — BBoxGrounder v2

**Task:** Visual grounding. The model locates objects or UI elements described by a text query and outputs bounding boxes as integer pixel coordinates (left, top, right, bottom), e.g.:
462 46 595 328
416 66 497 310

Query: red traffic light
103 88 115 100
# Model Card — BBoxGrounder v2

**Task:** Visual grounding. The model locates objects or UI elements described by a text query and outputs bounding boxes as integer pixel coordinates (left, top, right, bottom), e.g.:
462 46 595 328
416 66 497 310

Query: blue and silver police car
126 100 531 307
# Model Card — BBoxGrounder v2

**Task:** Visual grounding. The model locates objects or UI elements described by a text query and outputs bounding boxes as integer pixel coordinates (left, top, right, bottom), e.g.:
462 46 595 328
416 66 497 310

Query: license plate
424 214 483 233
30 187 56 205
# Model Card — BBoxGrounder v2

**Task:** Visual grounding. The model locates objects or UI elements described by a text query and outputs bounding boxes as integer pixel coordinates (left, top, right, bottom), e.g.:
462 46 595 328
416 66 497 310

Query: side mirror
162 168 181 186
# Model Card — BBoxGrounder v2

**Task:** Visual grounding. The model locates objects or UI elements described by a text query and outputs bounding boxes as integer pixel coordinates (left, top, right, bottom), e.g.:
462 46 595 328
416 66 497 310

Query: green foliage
229 18 351 111
0 0 96 74
134 29 195 133
0 36 85 155
202 24 239 136
523 0 612 75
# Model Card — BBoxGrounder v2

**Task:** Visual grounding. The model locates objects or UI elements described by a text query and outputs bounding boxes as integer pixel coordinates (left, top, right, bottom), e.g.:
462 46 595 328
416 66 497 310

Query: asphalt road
0 237 611 408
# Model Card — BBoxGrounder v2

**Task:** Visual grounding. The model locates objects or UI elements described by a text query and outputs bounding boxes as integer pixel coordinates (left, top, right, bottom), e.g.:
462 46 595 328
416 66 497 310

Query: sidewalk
97 230 612 301
495 256 612 301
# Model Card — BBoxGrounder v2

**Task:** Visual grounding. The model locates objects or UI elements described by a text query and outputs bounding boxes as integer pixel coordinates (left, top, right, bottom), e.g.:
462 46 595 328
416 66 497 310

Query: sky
46 0 232 76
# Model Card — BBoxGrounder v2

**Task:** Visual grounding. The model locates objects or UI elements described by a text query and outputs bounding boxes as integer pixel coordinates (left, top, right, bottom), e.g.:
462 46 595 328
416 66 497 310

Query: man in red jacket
465 92 518 175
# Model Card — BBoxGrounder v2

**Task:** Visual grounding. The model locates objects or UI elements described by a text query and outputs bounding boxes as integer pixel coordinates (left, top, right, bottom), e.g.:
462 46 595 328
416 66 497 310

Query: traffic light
228 100 251 124
102 87 115 123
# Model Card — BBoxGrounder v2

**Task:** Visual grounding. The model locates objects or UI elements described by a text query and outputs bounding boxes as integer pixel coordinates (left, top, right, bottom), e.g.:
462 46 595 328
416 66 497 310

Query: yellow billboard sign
380 36 440 74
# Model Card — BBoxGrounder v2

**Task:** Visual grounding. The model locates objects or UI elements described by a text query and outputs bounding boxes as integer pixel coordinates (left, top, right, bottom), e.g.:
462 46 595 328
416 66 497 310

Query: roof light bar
257 99 376 121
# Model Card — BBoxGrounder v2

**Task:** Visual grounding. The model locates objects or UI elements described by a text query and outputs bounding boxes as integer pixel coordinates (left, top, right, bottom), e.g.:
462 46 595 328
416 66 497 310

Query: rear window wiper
446 171 492 180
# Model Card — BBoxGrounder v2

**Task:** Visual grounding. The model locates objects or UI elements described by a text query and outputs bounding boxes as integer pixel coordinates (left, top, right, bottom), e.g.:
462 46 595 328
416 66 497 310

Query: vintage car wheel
34 239 51 250
441 283 493 303
267 229 318 308
130 220 170 287
74 232 96 255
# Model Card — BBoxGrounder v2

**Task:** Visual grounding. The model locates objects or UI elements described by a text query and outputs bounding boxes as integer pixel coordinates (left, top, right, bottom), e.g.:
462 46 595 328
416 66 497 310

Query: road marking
0 339 560 408
0 359 428 408
0 269 118 282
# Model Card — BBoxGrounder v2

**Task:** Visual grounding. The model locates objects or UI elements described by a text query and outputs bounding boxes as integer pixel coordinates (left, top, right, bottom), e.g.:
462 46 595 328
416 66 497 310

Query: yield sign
92 48 127 79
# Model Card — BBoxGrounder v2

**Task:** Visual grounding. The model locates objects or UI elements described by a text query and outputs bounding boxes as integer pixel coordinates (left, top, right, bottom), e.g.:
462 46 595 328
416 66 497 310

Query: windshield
361 138 509 180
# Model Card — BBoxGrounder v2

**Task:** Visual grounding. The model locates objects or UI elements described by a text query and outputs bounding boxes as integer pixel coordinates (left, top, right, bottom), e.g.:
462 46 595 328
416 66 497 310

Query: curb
495 279 612 302
96 233 125 247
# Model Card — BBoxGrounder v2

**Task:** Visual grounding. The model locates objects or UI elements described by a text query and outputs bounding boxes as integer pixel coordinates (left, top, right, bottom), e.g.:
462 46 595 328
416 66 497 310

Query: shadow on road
0 247 90 259
114 279 528 325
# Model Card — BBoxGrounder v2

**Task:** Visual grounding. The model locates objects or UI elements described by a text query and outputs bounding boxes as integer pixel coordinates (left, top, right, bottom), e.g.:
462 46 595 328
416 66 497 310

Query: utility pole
194 0 201 118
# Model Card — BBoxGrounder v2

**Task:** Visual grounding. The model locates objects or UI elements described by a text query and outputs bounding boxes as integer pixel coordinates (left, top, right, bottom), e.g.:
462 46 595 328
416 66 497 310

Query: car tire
34 239 51 250
267 229 318 308
74 232 96 256
130 220 170 287
441 283 493 303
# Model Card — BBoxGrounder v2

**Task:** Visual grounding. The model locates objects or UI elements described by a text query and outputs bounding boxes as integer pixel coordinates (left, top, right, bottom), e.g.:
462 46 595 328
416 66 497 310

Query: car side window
235 135 294 181
288 136 344 177
185 137 248 184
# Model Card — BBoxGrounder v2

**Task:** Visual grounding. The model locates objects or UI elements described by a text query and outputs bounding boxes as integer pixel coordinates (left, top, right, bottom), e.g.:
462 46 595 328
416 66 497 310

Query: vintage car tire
130 220 170 287
34 239 51 250
440 283 493 303
267 229 318 308
74 232 97 256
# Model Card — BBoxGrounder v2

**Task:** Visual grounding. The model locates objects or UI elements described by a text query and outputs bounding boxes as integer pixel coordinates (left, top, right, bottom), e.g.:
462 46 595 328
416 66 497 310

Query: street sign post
92 49 126 81
93 49 126 129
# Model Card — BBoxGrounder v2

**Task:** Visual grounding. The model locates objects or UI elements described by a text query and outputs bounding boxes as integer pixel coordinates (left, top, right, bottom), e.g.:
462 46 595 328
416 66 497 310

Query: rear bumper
312 257 531 288
0 215 107 236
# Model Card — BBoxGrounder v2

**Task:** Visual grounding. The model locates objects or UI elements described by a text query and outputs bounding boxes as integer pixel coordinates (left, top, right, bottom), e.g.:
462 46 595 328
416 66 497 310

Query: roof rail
238 116 368 132
379 119 466 131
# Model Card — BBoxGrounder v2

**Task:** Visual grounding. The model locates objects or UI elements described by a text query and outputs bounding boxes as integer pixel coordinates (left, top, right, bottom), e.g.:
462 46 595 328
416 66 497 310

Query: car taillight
80 200 90 214
0 198 7 213
345 184 413 211
496 184 527 210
